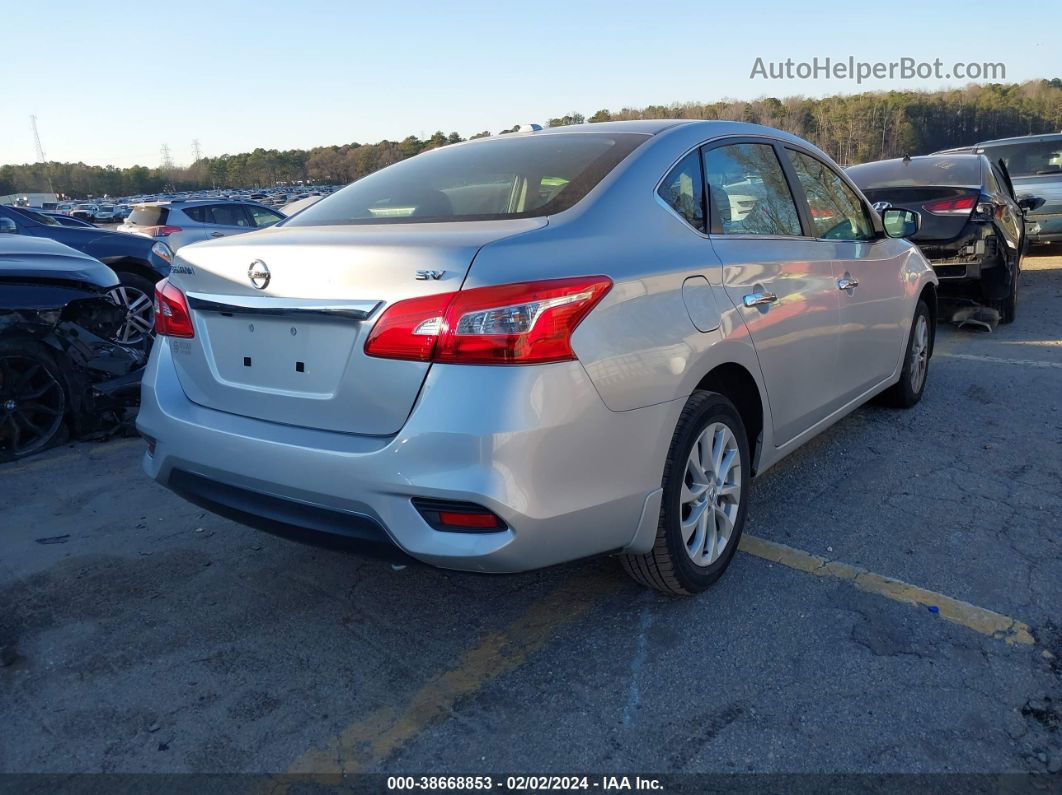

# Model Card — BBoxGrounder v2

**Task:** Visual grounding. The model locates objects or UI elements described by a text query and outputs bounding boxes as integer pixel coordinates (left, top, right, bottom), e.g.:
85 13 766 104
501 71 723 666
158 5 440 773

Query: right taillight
154 278 194 338
148 225 184 237
363 276 612 365
922 195 977 216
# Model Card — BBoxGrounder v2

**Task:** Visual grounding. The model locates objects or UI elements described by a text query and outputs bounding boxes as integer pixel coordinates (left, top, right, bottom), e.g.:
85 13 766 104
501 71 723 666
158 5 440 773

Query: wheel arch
99 257 163 286
918 281 938 356
693 362 765 475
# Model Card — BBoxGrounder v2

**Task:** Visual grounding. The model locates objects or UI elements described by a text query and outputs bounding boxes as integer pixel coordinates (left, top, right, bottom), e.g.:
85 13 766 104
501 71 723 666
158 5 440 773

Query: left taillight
363 276 613 365
154 278 194 338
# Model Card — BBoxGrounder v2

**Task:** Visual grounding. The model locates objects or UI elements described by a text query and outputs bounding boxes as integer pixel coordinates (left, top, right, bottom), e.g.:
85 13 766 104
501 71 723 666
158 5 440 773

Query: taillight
154 278 194 338
922 195 977 216
148 225 184 237
364 276 612 365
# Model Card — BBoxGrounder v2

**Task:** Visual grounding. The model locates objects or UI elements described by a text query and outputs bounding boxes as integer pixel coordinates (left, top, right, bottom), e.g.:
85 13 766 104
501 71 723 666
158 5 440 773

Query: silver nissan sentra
137 120 937 594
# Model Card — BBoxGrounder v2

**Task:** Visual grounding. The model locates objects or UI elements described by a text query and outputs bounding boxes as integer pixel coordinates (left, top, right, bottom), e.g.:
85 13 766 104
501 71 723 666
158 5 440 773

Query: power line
160 143 174 170
192 139 202 163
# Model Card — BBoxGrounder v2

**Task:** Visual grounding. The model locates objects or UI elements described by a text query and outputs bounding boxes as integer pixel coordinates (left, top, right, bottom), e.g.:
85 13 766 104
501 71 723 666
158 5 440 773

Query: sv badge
415 270 445 280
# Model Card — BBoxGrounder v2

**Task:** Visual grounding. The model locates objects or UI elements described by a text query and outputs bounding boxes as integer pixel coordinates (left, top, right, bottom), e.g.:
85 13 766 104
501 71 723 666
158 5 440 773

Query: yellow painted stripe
936 351 1062 370
739 534 1035 646
285 574 620 776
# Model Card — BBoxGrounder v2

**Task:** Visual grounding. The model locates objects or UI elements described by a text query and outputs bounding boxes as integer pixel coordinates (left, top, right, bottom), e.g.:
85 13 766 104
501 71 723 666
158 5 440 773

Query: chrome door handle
837 277 860 290
743 291 778 307
210 231 224 238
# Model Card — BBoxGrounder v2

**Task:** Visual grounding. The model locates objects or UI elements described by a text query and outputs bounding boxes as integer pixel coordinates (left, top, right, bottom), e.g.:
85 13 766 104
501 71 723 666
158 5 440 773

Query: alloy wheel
910 314 929 394
107 285 155 345
0 354 66 458
680 421 742 567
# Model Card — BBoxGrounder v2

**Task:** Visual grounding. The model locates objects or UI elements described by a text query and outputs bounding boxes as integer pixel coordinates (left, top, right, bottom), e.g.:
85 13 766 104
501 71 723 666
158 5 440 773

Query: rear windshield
287 132 648 226
847 156 982 189
978 140 1062 178
128 206 169 226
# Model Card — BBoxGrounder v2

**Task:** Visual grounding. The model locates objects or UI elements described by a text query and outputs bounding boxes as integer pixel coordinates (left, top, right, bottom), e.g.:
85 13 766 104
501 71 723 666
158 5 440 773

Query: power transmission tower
192 139 202 163
29 115 55 193
161 143 174 170
29 115 47 162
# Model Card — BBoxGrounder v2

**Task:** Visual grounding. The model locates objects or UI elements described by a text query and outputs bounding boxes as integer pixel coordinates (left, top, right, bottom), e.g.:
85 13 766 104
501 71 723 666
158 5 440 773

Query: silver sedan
136 120 937 594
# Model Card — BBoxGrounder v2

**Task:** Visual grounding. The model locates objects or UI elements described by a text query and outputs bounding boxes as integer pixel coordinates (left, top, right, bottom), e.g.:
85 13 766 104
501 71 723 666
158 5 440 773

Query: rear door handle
837 276 860 291
743 291 778 307
210 231 224 238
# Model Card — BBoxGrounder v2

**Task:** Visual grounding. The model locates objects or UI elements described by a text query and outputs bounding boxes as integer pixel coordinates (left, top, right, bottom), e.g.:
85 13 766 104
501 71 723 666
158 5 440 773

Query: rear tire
995 257 1018 324
0 338 69 461
880 299 931 409
621 390 749 595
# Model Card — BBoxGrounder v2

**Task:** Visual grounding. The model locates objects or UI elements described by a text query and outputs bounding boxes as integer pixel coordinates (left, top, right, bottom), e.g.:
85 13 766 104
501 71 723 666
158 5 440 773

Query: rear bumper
136 338 677 572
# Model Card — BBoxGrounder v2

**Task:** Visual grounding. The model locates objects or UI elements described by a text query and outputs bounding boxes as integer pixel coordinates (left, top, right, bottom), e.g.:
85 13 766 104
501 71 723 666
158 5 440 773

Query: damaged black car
848 153 1042 324
0 228 146 461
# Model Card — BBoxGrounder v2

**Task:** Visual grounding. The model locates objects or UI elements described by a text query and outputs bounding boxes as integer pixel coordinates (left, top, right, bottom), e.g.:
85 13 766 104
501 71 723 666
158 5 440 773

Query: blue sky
2 0 1057 167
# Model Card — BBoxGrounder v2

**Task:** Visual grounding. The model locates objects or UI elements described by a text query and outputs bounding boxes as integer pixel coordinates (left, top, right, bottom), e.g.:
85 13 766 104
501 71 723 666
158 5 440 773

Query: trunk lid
166 220 545 435
862 186 980 242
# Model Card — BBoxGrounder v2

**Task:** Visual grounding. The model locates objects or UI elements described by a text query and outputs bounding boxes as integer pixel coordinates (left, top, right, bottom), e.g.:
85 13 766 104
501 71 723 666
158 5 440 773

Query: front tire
880 299 931 408
106 272 158 347
622 390 750 595
0 338 69 461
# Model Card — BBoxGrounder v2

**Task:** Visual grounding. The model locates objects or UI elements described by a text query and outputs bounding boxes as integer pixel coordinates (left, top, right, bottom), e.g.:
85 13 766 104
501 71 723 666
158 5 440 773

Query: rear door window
207 204 251 227
703 143 803 236
181 206 210 223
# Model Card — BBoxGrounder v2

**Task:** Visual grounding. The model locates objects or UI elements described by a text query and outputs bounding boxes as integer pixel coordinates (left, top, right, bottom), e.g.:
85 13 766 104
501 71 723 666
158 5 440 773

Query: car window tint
208 204 249 227
787 150 874 240
247 205 283 227
182 206 209 223
703 143 802 236
657 151 705 231
287 133 647 226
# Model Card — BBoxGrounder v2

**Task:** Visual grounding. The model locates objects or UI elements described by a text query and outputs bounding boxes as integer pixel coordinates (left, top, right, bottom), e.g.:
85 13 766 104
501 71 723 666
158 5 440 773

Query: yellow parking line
738 534 1035 646
285 574 620 776
936 352 1062 370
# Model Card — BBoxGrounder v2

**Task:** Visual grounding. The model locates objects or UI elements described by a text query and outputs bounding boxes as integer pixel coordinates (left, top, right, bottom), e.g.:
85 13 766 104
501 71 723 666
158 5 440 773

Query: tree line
3 79 1059 199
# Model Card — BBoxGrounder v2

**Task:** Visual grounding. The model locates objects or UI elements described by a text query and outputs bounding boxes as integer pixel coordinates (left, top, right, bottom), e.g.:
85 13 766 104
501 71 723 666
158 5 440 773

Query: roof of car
134 198 269 207
974 132 1062 147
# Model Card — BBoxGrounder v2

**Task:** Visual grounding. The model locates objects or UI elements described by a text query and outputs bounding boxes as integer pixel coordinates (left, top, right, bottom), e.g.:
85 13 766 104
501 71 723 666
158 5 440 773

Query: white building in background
0 192 59 209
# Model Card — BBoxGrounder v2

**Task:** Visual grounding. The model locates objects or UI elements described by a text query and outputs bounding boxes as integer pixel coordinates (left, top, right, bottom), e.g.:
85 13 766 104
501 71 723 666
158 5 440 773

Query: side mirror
881 207 921 239
1018 196 1045 213
0 217 18 234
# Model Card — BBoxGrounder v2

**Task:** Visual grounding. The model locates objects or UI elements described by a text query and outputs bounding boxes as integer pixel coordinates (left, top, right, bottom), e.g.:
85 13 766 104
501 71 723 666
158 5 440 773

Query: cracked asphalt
1 249 1060 777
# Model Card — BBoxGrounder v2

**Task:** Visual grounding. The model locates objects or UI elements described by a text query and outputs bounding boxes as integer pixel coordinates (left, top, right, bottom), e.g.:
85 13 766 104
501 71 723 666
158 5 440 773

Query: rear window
847 156 982 189
128 206 169 226
978 139 1062 178
287 132 648 226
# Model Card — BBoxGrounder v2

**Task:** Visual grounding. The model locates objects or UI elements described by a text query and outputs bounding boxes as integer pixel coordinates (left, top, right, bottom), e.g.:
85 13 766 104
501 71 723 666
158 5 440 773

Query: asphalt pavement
1 249 1060 777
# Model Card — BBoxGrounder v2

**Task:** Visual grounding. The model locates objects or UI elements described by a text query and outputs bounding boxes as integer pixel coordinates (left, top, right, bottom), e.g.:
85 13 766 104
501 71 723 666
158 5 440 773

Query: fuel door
681 275 721 332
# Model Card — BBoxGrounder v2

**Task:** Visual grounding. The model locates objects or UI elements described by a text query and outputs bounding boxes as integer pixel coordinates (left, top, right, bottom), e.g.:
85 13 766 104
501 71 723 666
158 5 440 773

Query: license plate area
203 313 358 396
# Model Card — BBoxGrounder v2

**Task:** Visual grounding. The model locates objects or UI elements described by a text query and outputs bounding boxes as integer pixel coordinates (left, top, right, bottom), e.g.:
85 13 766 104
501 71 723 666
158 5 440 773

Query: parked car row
844 131 1057 323
3 123 1055 602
